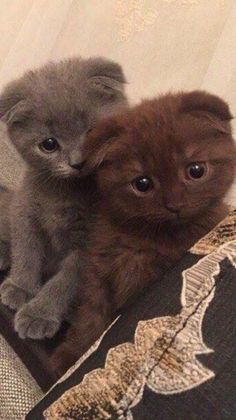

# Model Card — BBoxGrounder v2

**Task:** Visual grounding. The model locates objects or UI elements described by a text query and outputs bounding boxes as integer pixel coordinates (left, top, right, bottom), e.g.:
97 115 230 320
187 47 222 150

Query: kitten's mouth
164 210 180 220
163 209 191 224
166 210 201 224
55 162 87 179
69 161 87 178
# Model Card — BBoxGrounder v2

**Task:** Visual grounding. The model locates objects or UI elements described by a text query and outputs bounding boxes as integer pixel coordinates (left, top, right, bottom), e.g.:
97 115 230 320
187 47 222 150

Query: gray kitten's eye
132 176 153 193
186 162 207 180
39 138 59 153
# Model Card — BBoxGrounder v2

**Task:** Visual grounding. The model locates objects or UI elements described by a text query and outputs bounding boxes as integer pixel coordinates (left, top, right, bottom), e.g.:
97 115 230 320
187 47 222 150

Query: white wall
0 0 235 200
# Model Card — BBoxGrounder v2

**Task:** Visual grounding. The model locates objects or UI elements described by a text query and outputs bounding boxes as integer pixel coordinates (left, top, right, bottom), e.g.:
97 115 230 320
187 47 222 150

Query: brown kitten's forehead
112 100 234 173
86 90 235 195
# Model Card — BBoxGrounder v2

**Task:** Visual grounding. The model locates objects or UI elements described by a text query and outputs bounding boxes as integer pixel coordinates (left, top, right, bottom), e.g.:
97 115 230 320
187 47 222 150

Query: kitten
52 90 236 374
0 57 127 340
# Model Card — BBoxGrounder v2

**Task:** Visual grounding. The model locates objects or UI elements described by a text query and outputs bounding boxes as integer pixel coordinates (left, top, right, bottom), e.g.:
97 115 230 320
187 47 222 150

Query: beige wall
0 0 235 201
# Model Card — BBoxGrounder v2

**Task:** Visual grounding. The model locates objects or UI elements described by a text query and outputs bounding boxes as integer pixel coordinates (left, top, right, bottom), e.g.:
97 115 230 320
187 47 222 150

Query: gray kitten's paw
0 279 32 310
14 302 61 339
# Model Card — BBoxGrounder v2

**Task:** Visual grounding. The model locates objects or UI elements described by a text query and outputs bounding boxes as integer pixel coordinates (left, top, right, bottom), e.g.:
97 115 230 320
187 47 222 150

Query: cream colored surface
0 0 235 200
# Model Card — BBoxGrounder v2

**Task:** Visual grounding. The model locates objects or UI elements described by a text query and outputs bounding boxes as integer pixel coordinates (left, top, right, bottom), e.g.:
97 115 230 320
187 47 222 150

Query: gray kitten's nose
70 149 84 170
70 161 85 171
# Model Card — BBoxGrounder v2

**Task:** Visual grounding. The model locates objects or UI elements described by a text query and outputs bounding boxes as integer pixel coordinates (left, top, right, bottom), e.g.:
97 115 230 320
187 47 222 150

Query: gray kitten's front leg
0 194 43 310
0 240 10 270
14 250 80 339
0 185 12 270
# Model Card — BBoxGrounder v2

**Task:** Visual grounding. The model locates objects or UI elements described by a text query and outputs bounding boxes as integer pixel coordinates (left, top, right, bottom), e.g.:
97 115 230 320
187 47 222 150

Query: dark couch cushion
26 210 236 419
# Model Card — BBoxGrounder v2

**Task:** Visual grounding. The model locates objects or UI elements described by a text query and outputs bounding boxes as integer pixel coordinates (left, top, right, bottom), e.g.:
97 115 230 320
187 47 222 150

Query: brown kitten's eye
39 138 59 153
133 176 153 193
186 162 207 180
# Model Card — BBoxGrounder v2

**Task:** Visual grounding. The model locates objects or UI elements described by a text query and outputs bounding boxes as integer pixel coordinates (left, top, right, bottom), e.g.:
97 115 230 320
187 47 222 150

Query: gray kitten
0 57 127 339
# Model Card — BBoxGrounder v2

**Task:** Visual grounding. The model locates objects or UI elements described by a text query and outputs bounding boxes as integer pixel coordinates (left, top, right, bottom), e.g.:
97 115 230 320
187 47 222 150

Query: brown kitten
52 91 236 375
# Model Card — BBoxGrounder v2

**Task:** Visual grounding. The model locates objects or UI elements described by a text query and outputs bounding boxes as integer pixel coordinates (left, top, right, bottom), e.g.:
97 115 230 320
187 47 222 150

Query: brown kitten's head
81 91 236 226
0 57 127 179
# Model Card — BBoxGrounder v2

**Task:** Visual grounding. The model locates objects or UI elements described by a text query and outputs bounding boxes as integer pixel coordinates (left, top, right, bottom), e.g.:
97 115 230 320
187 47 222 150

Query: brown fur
52 91 236 375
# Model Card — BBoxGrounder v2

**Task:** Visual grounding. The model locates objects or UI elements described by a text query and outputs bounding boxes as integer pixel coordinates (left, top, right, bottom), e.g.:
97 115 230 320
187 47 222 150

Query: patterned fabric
191 209 236 255
0 334 43 420
27 210 236 419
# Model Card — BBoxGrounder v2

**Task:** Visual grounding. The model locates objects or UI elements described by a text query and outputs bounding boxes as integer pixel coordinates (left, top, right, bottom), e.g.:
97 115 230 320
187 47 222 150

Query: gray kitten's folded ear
0 80 31 127
85 57 127 100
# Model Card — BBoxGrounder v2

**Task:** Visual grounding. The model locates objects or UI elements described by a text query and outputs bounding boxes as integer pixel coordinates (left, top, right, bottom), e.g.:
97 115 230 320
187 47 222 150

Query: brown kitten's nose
165 204 183 214
70 161 85 171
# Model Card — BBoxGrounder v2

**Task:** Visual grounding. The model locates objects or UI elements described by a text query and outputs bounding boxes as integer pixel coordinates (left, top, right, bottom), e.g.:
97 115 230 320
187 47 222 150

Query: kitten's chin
164 215 185 226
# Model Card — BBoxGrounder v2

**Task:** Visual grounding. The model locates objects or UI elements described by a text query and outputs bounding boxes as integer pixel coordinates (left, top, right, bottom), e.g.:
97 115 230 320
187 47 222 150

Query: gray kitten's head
0 57 127 179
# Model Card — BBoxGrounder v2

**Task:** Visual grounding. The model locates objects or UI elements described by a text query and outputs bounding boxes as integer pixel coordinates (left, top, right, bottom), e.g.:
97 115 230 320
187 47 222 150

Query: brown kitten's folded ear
0 80 31 127
81 116 124 175
180 90 232 121
85 57 127 100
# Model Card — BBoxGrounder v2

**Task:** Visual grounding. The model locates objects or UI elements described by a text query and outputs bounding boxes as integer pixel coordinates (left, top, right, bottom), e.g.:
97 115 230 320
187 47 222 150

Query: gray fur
0 57 127 339
0 185 11 269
